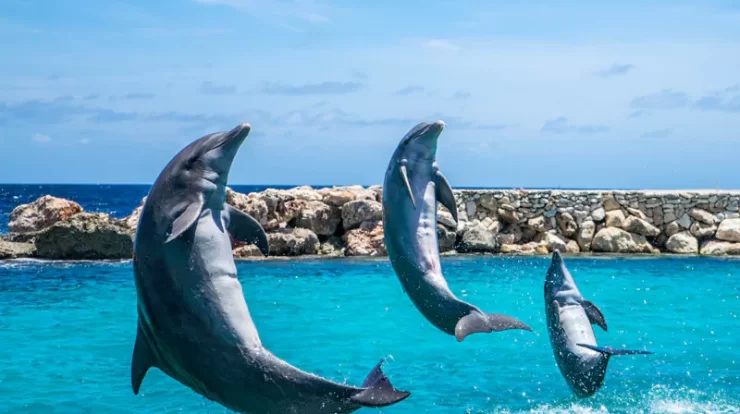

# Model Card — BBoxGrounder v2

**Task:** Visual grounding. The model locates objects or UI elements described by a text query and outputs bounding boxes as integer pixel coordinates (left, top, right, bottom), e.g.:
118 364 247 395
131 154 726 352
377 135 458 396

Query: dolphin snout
432 120 446 130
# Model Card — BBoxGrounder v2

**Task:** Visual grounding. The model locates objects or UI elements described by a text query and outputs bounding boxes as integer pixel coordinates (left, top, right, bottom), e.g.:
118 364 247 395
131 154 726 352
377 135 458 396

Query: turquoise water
0 256 737 413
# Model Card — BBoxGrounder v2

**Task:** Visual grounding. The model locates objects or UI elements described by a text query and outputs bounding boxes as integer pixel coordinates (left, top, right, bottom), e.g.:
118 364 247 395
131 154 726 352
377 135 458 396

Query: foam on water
0 255 737 413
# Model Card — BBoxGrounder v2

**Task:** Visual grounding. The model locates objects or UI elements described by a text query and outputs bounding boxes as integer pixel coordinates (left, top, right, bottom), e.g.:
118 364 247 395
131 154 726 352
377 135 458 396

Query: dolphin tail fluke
454 311 532 342
576 343 653 356
350 358 411 408
131 323 156 395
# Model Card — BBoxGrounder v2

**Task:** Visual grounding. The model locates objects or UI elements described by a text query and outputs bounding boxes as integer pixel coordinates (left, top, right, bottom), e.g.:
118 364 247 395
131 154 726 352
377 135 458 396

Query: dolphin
382 120 532 342
544 251 653 397
131 123 410 413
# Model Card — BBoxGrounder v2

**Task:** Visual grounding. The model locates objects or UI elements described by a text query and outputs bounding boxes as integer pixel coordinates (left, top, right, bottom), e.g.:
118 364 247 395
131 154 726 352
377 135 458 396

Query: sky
1 0 740 188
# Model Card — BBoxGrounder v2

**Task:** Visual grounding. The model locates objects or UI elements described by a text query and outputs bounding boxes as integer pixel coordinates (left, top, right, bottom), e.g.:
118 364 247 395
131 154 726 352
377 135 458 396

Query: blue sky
1 0 740 188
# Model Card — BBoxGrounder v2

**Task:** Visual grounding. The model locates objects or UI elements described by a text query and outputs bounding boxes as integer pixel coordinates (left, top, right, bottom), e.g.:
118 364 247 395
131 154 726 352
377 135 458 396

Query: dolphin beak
551 250 563 264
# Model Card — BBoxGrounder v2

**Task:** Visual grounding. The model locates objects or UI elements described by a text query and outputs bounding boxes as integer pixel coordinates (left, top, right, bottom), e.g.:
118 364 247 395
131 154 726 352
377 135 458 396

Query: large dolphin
131 123 410 413
382 120 532 342
544 251 653 397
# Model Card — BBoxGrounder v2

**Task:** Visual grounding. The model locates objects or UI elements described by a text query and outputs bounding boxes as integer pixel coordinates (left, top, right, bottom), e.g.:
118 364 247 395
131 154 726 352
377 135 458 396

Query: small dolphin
544 251 653 397
382 121 532 342
132 123 410 413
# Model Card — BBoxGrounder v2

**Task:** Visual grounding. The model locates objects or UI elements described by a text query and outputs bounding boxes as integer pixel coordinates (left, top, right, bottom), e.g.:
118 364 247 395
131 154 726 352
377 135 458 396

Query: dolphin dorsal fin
581 300 608 331
434 170 457 223
222 204 269 256
131 324 156 395
165 195 204 243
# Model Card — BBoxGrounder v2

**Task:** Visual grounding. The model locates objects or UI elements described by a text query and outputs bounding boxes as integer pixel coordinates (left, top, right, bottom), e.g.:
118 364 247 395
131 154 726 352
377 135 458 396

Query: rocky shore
3 187 740 260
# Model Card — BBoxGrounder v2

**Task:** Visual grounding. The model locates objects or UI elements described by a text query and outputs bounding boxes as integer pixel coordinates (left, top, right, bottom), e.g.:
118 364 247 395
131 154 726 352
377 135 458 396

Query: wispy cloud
641 128 674 138
193 0 332 26
394 85 424 96
79 138 90 144
421 39 459 51
594 63 637 78
630 89 690 110
199 81 237 95
31 133 51 143
351 70 368 80
83 94 100 101
628 110 649 118
541 117 609 134
695 85 740 113
108 93 156 102
261 81 364 95
451 91 471 100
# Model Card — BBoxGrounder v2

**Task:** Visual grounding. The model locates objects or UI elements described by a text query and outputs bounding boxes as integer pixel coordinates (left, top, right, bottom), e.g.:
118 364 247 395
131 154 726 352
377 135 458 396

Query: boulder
535 232 568 253
591 207 606 222
0 240 36 259
556 212 577 237
665 232 698 254
676 214 691 229
527 216 547 232
500 242 544 255
266 228 320 256
294 201 341 236
716 218 740 242
626 207 647 220
341 200 383 230
602 195 621 211
577 221 596 251
8 195 83 233
700 240 740 256
496 225 522 246
497 205 519 224
437 210 457 229
232 244 264 258
319 188 356 207
605 210 625 228
665 220 681 237
437 225 457 253
320 236 345 257
689 208 717 225
226 189 271 228
621 216 661 237
122 197 147 234
566 240 581 254
591 227 657 254
343 221 386 256
34 213 133 259
689 221 717 238
458 222 496 253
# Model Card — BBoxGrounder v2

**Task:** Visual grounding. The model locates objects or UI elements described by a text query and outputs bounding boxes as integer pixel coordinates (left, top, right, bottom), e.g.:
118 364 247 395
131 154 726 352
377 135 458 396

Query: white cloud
421 39 459 51
31 133 51 143
79 138 90 144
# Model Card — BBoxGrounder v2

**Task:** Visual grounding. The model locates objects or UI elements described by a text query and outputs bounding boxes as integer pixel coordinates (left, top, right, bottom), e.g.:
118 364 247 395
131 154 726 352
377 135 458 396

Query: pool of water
0 256 737 413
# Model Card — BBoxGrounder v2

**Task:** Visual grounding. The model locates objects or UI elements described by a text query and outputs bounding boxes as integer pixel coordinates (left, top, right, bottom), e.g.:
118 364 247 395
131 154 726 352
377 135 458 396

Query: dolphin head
180 123 251 187
392 120 445 163
544 250 579 299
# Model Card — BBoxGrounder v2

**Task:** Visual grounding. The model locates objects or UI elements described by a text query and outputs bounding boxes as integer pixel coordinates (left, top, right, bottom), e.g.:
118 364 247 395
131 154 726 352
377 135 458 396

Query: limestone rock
535 232 568 253
591 227 656 254
591 207 606 222
34 213 133 260
621 216 661 237
226 189 271 228
496 225 522 246
716 218 740 242
122 197 146 234
267 228 320 256
294 201 341 236
459 222 496 253
665 221 681 237
320 188 356 207
700 240 740 256
689 221 717 238
566 240 581 254
497 205 519 224
665 232 698 254
602 195 621 211
0 240 36 259
9 195 83 233
341 200 382 230
605 210 625 228
500 242 542 255
343 221 386 256
627 207 647 220
689 208 717 225
437 210 457 229
232 244 264 258
557 212 577 237
438 225 457 253
577 221 596 251
527 216 547 232
320 236 346 257
677 214 691 229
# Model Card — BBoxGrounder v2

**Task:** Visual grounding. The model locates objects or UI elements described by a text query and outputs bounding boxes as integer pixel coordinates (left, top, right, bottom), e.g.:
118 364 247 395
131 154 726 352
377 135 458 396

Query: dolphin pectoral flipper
576 343 653 356
454 311 533 342
166 195 204 243
581 300 608 331
131 323 156 395
222 204 269 256
350 359 411 407
434 170 458 223
399 164 416 208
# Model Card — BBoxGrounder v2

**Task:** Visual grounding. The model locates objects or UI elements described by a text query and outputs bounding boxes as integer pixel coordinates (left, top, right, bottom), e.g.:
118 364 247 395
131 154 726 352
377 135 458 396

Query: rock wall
4 187 740 260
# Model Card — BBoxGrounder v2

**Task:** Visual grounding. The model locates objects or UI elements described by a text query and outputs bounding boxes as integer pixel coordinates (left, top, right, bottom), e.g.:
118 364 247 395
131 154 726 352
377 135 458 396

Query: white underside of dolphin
382 121 532 342
131 123 410 413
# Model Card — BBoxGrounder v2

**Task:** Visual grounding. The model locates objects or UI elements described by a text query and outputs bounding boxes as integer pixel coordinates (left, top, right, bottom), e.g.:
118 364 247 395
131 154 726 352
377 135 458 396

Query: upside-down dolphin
382 120 532 342
544 251 653 397
131 123 410 413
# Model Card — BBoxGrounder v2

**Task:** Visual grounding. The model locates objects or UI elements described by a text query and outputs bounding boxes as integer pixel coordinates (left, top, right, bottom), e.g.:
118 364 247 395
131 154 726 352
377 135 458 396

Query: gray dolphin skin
131 123 410 413
544 251 653 397
382 121 532 342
